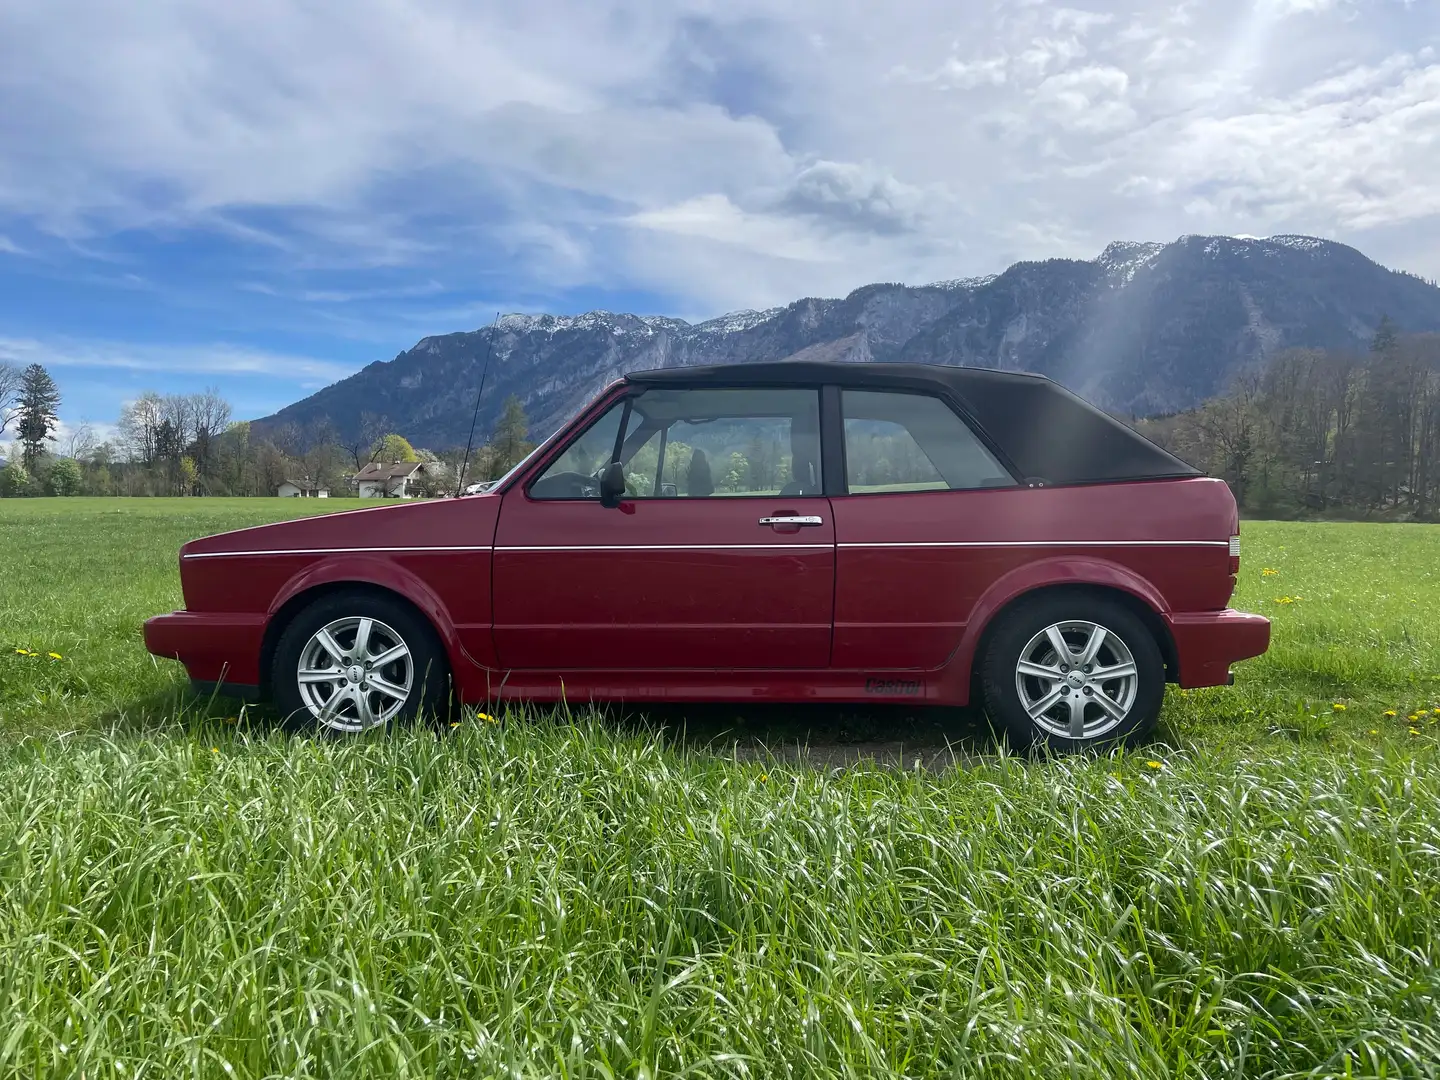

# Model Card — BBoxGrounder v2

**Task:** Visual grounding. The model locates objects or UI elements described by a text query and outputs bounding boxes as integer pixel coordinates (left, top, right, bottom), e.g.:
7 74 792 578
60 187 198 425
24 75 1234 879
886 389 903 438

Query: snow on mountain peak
1097 241 1165 282
923 274 998 291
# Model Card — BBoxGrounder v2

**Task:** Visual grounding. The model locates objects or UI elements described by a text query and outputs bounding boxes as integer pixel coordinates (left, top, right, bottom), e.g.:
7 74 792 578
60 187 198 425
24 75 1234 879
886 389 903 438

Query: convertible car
145 361 1270 751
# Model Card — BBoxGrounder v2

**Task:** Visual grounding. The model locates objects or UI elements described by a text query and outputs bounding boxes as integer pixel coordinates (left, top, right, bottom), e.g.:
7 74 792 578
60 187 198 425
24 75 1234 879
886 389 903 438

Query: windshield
477 416 572 492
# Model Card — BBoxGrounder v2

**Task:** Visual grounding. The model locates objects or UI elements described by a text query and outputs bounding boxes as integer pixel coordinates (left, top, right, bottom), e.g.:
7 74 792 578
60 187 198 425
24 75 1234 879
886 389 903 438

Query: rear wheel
980 595 1164 753
272 591 454 736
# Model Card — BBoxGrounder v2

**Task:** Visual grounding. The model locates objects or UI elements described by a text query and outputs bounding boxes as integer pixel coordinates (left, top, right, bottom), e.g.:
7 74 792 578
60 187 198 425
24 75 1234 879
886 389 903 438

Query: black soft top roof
624 361 1200 487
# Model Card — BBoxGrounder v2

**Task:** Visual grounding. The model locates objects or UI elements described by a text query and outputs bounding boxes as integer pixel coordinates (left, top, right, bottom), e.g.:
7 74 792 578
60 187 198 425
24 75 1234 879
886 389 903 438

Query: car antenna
455 311 502 497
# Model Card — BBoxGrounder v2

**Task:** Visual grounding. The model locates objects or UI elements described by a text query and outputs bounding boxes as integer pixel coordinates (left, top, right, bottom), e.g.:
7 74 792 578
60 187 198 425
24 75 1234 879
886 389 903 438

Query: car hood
180 494 502 558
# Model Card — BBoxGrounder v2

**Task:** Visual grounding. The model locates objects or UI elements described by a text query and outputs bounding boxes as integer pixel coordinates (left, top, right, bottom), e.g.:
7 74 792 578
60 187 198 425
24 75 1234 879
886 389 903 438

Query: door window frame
506 379 1023 502
522 383 831 501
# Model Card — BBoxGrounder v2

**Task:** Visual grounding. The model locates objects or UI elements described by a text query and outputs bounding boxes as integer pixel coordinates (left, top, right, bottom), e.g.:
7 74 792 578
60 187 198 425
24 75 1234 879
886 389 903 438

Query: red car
145 361 1270 751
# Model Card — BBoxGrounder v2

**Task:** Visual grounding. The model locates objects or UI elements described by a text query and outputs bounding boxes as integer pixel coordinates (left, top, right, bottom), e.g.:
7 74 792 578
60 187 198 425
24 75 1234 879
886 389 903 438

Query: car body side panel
491 492 836 670
167 494 502 697
829 478 1237 677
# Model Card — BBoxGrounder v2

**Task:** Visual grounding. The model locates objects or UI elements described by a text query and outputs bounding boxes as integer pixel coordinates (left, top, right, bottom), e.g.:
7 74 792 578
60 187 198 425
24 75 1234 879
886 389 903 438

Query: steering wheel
530 471 600 499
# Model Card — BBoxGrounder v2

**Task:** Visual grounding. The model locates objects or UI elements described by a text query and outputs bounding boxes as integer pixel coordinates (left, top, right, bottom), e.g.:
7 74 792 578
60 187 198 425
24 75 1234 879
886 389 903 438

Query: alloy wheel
1014 620 1139 741
296 617 413 733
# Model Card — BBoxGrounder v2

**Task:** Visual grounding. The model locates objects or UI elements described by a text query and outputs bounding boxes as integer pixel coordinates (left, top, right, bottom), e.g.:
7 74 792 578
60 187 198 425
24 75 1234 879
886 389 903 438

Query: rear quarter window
842 389 1015 493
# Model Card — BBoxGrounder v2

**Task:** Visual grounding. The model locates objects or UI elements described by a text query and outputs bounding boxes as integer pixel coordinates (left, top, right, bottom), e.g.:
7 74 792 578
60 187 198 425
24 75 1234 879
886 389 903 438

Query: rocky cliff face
256 234 1440 446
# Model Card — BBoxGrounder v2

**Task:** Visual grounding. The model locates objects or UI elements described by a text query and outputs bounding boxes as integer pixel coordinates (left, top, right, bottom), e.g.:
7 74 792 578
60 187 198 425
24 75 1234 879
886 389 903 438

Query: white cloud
0 0 1437 319
628 195 840 263
1031 65 1135 131
0 337 355 383
1268 0 1344 14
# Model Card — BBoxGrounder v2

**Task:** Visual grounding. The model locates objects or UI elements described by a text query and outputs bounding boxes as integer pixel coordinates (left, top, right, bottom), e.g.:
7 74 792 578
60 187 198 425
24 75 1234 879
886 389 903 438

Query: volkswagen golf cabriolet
145 361 1270 752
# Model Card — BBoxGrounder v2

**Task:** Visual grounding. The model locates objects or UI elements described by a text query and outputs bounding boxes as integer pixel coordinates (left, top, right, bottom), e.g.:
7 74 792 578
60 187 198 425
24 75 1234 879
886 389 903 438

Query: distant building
353 460 429 498
278 477 329 498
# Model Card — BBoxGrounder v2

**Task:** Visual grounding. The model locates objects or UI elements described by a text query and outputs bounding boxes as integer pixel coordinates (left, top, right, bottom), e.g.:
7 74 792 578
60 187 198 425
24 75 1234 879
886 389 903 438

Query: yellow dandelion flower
1333 703 1346 711
1369 729 1378 735
1384 710 1397 717
759 773 769 782
47 652 62 660
211 747 219 753
477 712 498 725
14 648 31 656
1145 761 1164 770
449 722 461 728
1433 708 1440 715
1261 568 1278 576
1409 714 1420 722
1409 728 1421 736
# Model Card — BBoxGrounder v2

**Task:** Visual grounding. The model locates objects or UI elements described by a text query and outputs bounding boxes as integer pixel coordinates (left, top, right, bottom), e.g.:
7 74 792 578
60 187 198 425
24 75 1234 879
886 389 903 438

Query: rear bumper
1165 608 1271 688
144 611 268 697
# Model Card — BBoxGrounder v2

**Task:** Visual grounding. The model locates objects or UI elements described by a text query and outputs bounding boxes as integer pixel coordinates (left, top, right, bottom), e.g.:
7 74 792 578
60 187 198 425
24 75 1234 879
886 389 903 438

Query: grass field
1 498 1438 1078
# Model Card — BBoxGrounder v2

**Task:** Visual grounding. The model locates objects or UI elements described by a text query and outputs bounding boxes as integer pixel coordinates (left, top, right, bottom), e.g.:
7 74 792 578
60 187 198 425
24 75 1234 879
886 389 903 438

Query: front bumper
1165 609 1271 688
144 610 267 698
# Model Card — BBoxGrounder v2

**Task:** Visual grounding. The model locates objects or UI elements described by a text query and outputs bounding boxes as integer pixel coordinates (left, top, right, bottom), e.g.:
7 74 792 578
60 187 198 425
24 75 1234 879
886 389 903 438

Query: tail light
1228 534 1241 576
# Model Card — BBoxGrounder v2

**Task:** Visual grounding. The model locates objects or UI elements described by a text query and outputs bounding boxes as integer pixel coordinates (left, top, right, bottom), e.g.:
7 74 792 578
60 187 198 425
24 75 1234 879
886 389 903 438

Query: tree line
1133 319 1440 520
0 363 535 498
6 322 1440 517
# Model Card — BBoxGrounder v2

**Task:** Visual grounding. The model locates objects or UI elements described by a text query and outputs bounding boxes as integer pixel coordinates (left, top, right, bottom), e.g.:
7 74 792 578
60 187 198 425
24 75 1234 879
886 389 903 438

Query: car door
491 385 835 671
828 388 1019 670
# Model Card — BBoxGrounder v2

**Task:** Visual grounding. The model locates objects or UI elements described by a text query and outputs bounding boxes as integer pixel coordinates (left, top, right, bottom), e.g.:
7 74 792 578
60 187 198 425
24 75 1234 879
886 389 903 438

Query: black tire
980 593 1165 754
272 590 455 737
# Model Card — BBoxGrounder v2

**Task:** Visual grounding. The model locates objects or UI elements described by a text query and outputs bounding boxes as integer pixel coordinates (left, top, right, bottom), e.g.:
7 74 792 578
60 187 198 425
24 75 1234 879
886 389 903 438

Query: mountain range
256 233 1440 448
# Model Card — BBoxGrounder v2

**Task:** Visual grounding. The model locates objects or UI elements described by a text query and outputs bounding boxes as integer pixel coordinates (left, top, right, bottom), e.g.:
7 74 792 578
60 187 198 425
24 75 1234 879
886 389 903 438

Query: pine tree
16 364 60 472
489 396 532 478
1371 314 1399 357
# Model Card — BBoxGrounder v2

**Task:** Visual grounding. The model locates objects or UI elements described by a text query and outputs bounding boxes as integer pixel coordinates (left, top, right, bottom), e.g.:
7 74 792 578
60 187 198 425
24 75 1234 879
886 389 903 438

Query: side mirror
599 461 626 508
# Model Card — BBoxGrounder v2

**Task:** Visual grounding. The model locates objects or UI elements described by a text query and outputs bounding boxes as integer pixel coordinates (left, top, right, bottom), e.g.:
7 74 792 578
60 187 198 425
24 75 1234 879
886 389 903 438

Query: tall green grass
1 499 1438 1078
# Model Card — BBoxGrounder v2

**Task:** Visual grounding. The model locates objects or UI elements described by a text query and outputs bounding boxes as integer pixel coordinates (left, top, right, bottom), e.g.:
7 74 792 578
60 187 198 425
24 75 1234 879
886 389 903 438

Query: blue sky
2 0 1438 448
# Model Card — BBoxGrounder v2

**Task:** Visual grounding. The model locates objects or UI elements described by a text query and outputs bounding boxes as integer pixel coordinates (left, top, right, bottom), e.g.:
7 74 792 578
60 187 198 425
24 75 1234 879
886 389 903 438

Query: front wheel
980 595 1165 753
272 591 455 736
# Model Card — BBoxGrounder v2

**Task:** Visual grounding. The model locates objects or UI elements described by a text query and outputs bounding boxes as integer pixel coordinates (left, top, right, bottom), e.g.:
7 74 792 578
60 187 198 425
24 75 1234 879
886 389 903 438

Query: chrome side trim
183 539 1228 559
183 546 493 559
837 540 1229 549
497 544 834 552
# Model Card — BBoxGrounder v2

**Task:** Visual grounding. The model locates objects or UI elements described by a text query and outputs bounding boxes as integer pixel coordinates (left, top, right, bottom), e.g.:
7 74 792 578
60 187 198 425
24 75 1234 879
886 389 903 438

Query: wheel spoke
354 691 379 729
298 668 343 684
318 686 352 724
1066 695 1087 738
1090 661 1137 682
1093 690 1128 722
353 618 374 661
314 628 346 665
368 676 409 702
1045 626 1073 663
1025 685 1065 720
1076 624 1107 666
1017 659 1063 681
368 644 408 670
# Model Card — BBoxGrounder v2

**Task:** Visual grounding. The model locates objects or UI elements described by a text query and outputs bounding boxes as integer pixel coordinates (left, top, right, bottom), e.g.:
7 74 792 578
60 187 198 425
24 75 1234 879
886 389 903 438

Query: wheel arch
260 573 463 698
958 578 1179 705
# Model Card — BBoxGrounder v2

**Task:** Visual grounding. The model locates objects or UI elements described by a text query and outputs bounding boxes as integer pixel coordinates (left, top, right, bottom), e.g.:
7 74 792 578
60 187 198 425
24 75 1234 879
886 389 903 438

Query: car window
842 389 1014 493
623 388 823 498
532 387 823 500
528 401 627 499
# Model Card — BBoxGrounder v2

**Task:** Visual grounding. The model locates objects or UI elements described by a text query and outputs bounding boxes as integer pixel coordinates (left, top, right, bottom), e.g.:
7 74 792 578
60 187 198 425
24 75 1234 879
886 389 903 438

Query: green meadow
1 498 1438 1078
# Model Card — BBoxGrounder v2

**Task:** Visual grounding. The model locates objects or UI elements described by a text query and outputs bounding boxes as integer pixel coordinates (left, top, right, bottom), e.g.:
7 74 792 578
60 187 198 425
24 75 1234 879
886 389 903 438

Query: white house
353 460 428 498
277 477 329 498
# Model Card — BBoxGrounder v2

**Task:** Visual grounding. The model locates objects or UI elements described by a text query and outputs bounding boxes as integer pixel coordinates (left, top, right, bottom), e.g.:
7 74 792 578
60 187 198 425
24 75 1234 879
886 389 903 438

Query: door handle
759 515 824 527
